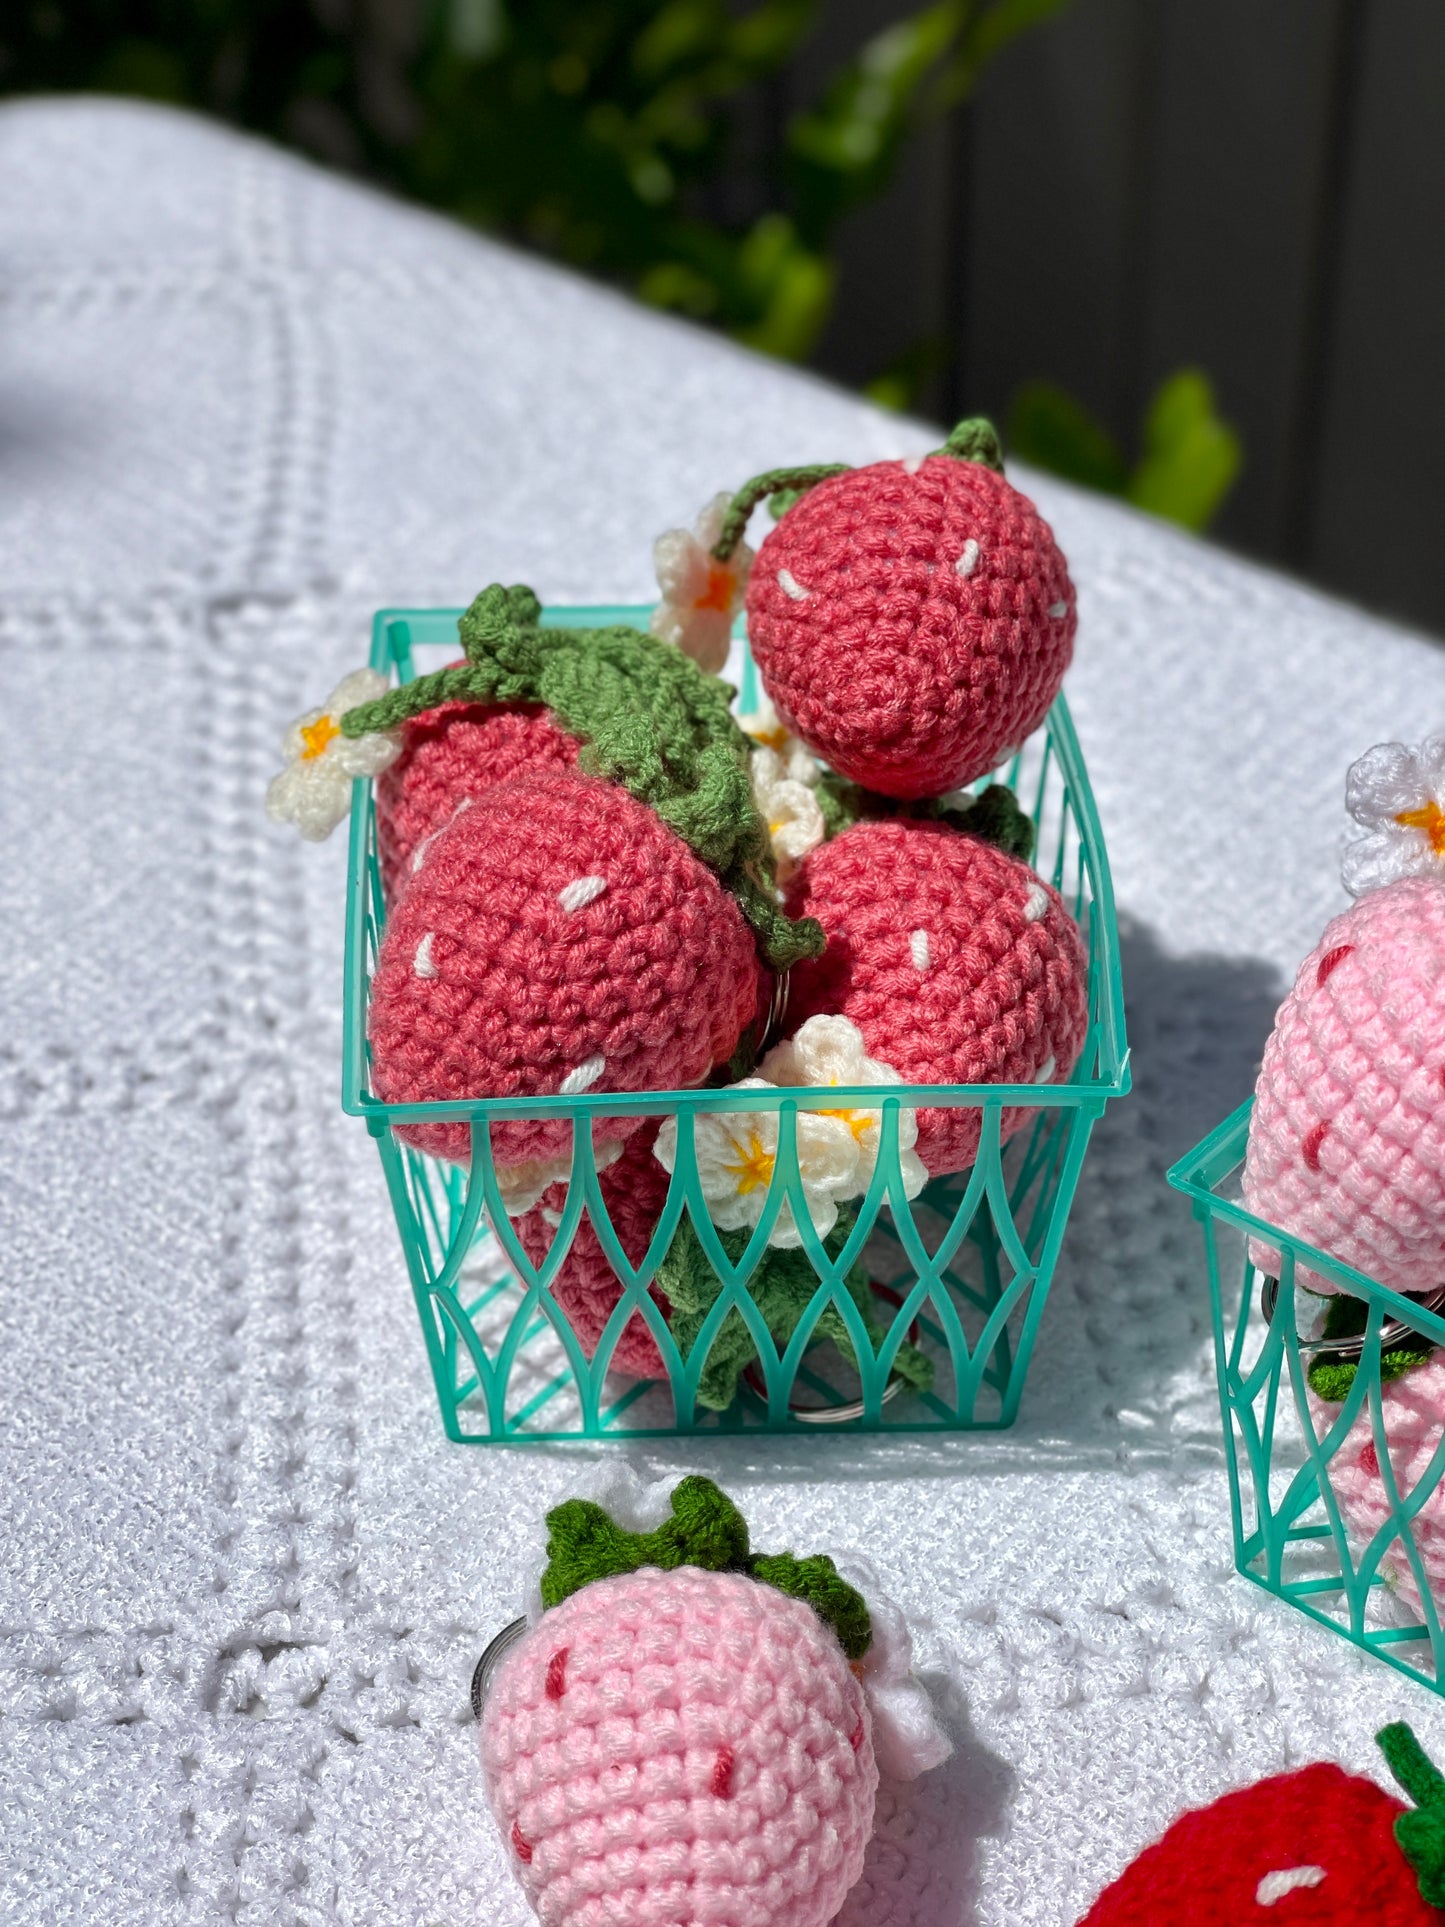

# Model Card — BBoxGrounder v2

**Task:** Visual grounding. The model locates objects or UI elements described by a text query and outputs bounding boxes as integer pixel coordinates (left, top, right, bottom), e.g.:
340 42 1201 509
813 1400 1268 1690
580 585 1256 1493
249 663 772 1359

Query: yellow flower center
819 1108 871 1143
1397 800 1445 856
300 713 340 761
693 562 736 615
724 1128 775 1196
749 723 791 752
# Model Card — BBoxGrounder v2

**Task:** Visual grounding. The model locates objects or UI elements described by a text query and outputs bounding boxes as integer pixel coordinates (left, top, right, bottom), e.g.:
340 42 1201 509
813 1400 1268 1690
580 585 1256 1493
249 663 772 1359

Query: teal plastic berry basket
344 604 1130 1443
1169 1102 1445 1696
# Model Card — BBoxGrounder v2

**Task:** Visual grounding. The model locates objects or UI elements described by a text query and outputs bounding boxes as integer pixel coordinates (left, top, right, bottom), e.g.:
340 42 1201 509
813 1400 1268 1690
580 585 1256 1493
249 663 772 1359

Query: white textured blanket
3 94 1445 1927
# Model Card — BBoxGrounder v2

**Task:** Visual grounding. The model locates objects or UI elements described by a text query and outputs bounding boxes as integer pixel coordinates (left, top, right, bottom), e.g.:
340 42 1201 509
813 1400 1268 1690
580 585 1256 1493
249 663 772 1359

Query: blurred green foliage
3 0 1241 527
1008 368 1243 532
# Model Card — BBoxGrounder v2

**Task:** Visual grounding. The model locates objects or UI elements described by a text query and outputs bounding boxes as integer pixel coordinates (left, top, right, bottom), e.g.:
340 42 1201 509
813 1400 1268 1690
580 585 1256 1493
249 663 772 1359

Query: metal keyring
470 1616 528 1721
758 968 791 1055
1260 1275 1445 1357
742 1283 922 1425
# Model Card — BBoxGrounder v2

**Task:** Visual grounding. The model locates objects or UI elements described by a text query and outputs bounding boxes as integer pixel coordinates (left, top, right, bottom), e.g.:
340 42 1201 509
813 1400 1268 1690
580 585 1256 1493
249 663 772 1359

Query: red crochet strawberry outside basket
342 603 1130 1443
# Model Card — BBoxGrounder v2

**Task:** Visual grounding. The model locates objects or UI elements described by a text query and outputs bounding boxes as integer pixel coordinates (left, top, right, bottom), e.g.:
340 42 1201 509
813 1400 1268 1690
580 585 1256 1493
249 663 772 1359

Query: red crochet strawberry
374 689 578 901
784 811 1089 1174
712 419 1074 800
1078 1723 1445 1925
513 1124 672 1377
368 767 763 1167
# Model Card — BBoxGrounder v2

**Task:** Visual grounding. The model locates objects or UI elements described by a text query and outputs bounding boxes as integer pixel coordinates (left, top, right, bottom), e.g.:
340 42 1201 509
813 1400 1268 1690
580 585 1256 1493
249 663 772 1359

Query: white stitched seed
559 1054 606 1096
558 874 607 912
1034 1055 1056 1085
1048 599 1069 618
903 454 925 475
956 539 980 577
414 932 439 979
1023 883 1049 923
778 569 810 601
910 929 930 970
1257 1868 1326 1906
411 796 471 873
540 1207 563 1228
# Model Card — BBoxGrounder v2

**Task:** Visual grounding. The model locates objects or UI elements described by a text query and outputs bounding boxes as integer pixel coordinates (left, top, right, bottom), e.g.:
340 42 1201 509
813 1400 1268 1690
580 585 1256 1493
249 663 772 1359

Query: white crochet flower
649 491 753 675
1342 734 1445 896
837 1554 952 1781
492 1139 625 1219
266 668 400 841
653 1080 860 1248
761 1015 929 1200
749 744 825 880
738 693 818 786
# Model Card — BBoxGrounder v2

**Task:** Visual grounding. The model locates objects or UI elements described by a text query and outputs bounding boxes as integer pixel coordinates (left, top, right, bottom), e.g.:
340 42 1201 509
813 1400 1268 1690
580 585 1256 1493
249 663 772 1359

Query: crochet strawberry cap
1078 1725 1445 1924
367 766 763 1166
784 815 1090 1173
480 1478 879 1927
716 418 1075 800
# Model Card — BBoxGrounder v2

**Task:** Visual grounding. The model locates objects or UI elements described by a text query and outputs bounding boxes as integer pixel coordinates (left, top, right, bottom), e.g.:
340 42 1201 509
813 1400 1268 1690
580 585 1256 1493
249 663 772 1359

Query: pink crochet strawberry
477 1476 946 1927
708 419 1075 800
1243 732 1445 1300
512 1124 672 1377
1076 1724 1445 1925
783 813 1090 1174
368 767 762 1167
374 691 579 901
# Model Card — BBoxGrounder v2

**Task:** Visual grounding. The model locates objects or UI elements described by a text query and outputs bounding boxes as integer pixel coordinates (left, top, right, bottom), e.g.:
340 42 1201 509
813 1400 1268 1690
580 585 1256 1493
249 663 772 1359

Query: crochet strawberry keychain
471 1473 948 1927
1076 1723 1445 1924
1240 737 1445 1610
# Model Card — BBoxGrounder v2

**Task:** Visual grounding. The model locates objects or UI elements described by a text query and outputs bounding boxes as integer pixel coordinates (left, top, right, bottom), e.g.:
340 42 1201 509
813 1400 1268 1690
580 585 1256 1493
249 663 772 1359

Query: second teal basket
344 604 1130 1443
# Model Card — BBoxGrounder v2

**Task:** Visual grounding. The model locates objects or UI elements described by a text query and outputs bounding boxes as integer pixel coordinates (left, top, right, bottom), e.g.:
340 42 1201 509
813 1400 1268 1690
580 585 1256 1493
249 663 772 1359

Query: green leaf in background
1126 367 1244 531
1007 367 1242 531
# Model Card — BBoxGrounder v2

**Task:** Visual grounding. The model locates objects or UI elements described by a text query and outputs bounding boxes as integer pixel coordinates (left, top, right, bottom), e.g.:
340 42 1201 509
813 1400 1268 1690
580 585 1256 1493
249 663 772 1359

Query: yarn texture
512 1126 671 1379
375 694 579 902
1242 876 1445 1296
745 444 1075 799
481 1565 878 1927
1077 1760 1440 1925
1310 1356 1445 1618
784 819 1090 1173
367 768 762 1166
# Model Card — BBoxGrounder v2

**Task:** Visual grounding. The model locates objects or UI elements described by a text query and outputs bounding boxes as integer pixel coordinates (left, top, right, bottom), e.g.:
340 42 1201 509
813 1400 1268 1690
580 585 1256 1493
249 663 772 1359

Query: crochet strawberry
1243 875 1445 1298
477 1476 946 1927
367 767 763 1168
709 418 1075 800
1077 1723 1445 1925
783 812 1090 1174
512 1124 672 1378
374 691 579 901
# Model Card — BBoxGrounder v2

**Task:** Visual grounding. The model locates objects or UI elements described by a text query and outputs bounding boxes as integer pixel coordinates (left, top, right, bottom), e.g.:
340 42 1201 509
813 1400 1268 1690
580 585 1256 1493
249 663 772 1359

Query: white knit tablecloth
4 93 1445 1927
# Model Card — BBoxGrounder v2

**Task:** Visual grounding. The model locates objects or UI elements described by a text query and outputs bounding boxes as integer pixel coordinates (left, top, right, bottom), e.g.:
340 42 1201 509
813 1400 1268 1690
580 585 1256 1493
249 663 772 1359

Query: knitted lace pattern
374 693 579 903
514 1125 671 1379
1243 877 1445 1297
367 768 761 1166
784 819 1090 1174
746 456 1075 800
481 1566 877 1927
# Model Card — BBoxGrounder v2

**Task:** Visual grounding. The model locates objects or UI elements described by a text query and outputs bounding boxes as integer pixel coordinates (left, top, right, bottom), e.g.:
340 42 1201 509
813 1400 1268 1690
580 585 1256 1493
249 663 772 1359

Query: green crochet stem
939 416 1005 471
340 584 823 971
1305 1291 1435 1402
811 777 1037 867
1378 1722 1445 1907
710 464 849 561
540 1474 873 1660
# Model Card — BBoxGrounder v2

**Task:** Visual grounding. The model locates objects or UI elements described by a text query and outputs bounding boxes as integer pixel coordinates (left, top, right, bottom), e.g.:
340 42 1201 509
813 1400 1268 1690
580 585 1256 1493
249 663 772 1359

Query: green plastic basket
344 604 1130 1443
1169 1100 1445 1695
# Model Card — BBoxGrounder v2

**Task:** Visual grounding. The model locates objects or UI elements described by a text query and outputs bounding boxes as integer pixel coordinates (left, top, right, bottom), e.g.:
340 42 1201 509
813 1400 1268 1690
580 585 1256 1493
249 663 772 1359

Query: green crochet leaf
1305 1291 1435 1402
339 584 823 971
749 1552 872 1662
1379 1722 1445 1908
656 1208 933 1413
540 1474 874 1660
938 415 1005 471
811 776 1036 865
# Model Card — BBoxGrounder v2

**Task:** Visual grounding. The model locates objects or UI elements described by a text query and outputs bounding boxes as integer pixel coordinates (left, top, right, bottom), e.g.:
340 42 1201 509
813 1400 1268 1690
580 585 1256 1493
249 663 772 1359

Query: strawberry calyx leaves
338 584 824 971
937 416 1005 471
540 1473 873 1660
1379 1722 1445 1908
813 775 1037 866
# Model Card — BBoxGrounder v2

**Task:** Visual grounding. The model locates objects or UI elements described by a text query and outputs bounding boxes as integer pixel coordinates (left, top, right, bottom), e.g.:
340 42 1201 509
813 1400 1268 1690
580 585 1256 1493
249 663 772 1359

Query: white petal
327 666 392 712
651 527 709 605
1345 738 1437 828
694 490 736 553
333 728 402 778
264 762 353 842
